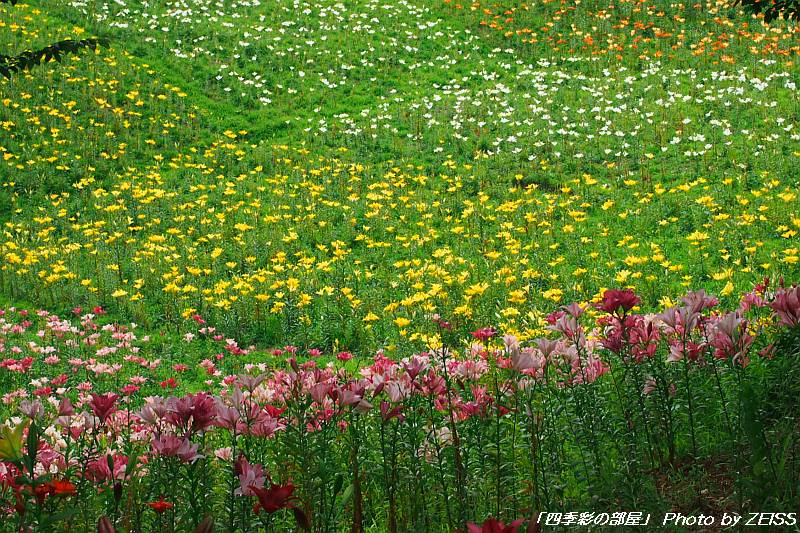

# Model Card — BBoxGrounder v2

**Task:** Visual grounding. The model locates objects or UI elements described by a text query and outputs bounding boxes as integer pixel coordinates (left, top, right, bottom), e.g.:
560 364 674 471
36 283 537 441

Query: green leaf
333 473 344 495
0 37 109 79
0 420 28 462
39 509 77 528
339 483 354 509
25 421 38 473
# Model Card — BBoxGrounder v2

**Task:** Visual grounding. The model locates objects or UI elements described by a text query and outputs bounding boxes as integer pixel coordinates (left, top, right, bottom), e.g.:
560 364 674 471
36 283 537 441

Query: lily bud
193 516 215 533
98 517 116 533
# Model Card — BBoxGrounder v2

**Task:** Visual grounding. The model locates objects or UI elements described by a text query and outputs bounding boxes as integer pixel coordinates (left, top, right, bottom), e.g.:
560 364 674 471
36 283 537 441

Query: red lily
147 496 174 514
250 483 311 530
467 517 525 533
595 288 641 315
251 482 310 529
250 482 295 513
50 479 77 496
32 482 54 504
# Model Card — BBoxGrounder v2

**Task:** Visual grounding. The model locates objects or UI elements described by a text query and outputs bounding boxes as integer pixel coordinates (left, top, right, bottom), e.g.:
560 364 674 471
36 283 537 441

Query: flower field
0 0 799 530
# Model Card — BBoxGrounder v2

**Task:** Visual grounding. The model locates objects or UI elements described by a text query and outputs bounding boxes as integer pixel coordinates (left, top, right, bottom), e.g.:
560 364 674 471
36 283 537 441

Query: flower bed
1 283 799 531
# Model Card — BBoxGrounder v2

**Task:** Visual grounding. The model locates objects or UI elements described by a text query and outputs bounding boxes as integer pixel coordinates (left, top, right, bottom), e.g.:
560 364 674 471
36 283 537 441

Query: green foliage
732 0 800 22
0 37 109 79
0 0 109 79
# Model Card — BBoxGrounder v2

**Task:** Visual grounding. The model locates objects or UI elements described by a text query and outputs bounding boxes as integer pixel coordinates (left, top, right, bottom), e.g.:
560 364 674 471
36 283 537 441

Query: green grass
0 0 798 354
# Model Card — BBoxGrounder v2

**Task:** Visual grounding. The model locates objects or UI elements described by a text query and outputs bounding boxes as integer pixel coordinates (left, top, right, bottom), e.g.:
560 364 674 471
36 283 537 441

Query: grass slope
0 0 798 353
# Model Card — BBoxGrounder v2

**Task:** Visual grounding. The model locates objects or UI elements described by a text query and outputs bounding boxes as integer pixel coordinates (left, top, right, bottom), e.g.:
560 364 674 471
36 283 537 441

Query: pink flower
165 392 218 434
548 313 582 342
86 454 128 482
19 399 45 419
380 401 404 422
58 397 75 417
739 291 765 313
151 435 203 463
309 382 333 404
335 386 372 413
121 385 140 396
632 335 659 363
769 286 800 327
502 335 519 353
710 312 753 366
90 393 119 424
237 374 266 392
471 327 497 342
234 455 266 496
402 357 426 380
667 339 706 363
432 314 453 330
214 447 232 461
658 306 701 336
248 412 285 438
511 347 545 374
681 289 719 313
251 481 303 520
336 351 354 361
562 302 585 318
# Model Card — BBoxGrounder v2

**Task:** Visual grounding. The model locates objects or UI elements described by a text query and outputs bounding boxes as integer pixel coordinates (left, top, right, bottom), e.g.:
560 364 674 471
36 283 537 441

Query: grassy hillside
2 0 799 354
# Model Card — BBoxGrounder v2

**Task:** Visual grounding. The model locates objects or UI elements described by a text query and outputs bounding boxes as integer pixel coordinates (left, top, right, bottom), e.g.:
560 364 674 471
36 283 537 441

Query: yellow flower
686 231 709 242
542 288 563 302
720 281 734 297
394 317 410 328
465 283 489 298
712 269 732 281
